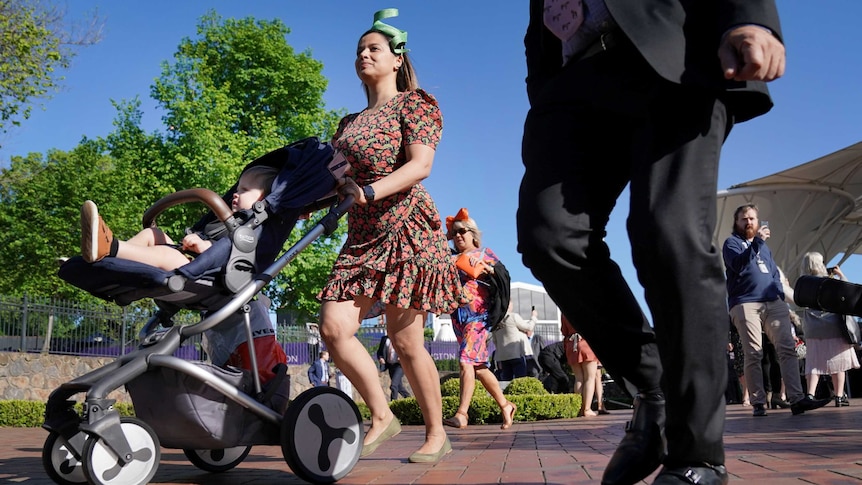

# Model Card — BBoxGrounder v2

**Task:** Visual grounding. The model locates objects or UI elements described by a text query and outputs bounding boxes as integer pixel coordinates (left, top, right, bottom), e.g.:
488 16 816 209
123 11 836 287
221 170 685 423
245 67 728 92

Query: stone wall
0 352 409 405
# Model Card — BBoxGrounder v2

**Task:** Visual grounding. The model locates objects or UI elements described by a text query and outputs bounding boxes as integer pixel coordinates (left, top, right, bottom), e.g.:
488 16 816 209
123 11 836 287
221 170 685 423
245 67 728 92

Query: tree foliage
0 0 102 142
0 10 347 322
151 11 343 192
0 146 113 298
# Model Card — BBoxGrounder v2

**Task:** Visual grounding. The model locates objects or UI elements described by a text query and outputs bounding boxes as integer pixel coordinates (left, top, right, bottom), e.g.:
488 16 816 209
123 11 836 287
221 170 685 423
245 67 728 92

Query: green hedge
392 376 580 425
0 400 136 428
0 376 579 427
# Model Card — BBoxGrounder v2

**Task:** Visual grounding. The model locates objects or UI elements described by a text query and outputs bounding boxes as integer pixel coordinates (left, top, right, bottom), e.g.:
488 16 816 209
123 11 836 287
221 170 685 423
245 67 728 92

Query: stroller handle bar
178 193 356 339
142 188 234 229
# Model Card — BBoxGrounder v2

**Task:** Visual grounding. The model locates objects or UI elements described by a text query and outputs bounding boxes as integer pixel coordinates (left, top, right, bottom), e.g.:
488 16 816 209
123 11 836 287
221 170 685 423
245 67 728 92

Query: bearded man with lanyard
723 204 830 419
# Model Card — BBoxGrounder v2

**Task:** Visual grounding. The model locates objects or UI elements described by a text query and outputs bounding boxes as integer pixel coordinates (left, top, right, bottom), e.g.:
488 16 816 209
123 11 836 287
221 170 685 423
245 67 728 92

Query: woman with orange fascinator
442 208 518 430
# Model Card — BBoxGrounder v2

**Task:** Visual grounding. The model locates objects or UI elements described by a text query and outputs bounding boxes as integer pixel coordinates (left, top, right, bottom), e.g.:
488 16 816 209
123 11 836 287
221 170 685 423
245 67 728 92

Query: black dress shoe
752 403 767 417
600 396 666 485
790 394 831 415
835 395 850 407
653 464 728 485
769 396 790 409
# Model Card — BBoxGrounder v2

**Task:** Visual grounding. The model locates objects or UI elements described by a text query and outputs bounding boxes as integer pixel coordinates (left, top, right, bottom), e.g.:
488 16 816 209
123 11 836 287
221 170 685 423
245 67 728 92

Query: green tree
0 145 114 298
151 11 343 192
0 10 347 321
0 0 102 143
147 11 346 319
267 216 346 322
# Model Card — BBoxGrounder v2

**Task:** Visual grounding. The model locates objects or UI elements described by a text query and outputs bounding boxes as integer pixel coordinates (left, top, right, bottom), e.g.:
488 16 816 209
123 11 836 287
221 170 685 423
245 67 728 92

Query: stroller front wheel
81 417 160 485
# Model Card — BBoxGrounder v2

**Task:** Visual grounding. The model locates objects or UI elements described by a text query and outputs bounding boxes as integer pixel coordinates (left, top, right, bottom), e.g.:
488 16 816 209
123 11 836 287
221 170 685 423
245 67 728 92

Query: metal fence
0 294 203 358
0 295 461 365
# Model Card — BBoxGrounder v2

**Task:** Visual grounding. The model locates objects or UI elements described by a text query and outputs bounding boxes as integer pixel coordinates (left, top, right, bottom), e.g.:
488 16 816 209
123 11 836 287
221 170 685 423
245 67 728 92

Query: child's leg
82 201 184 269
126 227 176 247
116 241 191 271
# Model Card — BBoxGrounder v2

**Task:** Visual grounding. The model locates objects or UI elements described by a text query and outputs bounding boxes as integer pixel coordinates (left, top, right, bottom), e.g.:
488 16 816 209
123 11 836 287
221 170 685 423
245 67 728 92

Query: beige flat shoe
408 437 452 463
360 416 401 458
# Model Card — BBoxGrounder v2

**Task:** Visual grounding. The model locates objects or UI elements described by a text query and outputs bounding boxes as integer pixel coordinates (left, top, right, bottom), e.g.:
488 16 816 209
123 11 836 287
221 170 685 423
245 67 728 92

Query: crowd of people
78 4 862 483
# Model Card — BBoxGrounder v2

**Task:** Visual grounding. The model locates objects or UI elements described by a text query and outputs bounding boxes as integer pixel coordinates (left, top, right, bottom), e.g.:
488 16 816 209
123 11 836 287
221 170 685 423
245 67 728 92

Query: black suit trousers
518 40 730 465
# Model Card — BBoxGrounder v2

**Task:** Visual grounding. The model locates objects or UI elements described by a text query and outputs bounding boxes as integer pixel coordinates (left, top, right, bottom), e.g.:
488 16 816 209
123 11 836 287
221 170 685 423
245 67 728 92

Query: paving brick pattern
3 404 861 484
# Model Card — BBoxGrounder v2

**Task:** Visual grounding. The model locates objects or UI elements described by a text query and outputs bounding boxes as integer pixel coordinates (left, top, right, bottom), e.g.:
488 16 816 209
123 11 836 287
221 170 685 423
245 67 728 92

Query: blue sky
2 2 862 311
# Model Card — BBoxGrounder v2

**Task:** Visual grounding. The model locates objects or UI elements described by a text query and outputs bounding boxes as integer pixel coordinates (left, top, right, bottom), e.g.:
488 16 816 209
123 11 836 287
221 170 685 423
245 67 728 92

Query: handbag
795 339 807 360
455 248 488 280
841 314 862 346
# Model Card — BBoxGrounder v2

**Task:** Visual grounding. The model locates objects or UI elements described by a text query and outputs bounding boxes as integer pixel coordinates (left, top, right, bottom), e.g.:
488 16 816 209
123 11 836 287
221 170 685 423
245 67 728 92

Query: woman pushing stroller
317 8 464 464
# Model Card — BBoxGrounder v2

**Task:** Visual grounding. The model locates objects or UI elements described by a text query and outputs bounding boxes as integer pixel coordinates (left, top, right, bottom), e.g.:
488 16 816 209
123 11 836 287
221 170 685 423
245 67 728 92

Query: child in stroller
42 138 363 485
80 165 278 270
79 165 287 385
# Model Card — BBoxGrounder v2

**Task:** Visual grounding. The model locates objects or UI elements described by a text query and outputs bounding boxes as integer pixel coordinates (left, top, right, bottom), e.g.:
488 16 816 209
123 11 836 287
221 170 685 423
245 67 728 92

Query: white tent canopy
713 141 862 283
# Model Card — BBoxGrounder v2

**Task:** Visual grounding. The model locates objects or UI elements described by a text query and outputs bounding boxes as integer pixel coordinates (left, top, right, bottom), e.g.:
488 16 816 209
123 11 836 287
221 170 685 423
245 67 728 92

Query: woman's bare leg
833 372 846 397
806 372 819 396
475 366 507 408
456 362 476 417
475 366 516 428
581 361 598 416
595 370 606 411
320 298 394 447
386 306 448 455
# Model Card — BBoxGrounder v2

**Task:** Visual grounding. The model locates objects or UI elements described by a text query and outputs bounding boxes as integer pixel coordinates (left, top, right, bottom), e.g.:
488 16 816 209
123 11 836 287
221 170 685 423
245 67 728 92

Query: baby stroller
41 137 363 485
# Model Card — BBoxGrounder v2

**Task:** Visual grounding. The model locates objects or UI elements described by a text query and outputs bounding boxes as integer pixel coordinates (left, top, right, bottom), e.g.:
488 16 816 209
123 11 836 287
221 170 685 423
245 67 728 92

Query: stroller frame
42 156 363 485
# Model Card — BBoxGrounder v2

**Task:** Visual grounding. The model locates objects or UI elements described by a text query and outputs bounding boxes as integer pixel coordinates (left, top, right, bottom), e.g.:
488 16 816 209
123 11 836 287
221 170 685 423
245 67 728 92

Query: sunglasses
452 227 470 236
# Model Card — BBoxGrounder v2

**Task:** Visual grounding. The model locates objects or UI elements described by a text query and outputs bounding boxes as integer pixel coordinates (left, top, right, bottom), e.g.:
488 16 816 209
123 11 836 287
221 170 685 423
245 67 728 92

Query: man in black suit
518 2 785 484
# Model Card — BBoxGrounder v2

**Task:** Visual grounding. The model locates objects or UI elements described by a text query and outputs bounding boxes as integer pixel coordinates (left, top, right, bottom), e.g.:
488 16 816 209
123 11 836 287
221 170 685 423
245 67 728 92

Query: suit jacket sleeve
376 336 386 361
308 361 320 386
526 0 783 122
525 0 563 105
717 1 782 42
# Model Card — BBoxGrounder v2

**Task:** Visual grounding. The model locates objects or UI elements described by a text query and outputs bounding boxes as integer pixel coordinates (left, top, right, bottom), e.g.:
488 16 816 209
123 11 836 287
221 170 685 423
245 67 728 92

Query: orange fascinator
445 208 470 238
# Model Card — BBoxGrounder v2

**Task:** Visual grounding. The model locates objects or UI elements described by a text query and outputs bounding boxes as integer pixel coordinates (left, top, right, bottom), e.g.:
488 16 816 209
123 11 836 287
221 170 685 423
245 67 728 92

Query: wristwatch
362 185 376 202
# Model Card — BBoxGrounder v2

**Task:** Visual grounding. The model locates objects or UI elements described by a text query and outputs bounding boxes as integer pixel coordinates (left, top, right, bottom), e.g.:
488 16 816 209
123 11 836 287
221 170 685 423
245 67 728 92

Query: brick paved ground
3 403 861 484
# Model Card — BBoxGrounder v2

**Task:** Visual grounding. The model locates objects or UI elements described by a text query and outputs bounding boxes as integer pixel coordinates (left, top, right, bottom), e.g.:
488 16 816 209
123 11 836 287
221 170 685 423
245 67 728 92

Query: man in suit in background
377 335 411 401
518 1 785 484
308 350 330 387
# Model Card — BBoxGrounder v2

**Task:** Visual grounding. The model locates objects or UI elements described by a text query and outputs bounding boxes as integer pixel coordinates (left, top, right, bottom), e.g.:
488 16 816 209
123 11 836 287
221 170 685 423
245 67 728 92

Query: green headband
370 8 409 54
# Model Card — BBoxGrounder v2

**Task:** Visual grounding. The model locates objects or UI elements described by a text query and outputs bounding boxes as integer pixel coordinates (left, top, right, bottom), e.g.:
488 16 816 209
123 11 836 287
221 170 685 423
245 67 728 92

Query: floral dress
319 90 464 317
451 247 499 365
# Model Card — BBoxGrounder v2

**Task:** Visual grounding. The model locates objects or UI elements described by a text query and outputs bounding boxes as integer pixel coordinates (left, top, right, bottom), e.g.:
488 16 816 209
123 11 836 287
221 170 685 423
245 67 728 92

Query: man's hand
719 25 786 82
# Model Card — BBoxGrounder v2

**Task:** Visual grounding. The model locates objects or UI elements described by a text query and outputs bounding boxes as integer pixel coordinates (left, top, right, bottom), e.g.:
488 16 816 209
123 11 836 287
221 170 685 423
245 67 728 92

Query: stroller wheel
183 446 252 472
42 430 88 485
281 386 364 483
81 417 160 485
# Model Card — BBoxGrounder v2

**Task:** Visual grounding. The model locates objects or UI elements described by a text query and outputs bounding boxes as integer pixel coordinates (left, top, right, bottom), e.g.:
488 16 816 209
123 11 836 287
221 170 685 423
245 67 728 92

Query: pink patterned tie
543 0 584 41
